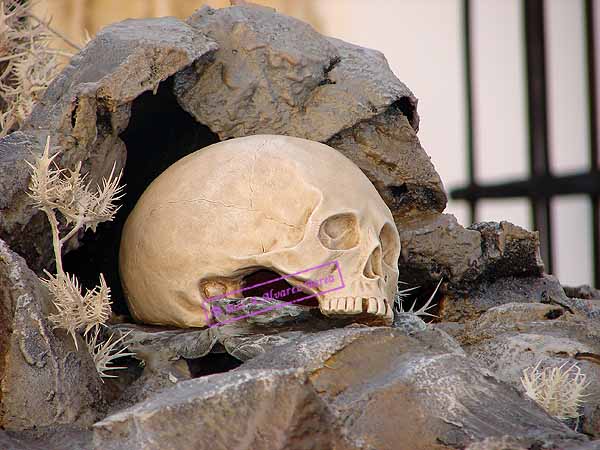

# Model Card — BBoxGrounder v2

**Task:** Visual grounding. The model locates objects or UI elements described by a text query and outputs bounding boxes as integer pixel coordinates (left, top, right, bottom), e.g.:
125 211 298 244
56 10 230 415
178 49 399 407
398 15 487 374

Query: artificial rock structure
0 4 599 450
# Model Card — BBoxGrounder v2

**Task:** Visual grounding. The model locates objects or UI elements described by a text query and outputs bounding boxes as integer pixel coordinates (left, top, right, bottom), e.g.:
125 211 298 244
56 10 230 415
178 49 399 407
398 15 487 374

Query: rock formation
0 4 598 450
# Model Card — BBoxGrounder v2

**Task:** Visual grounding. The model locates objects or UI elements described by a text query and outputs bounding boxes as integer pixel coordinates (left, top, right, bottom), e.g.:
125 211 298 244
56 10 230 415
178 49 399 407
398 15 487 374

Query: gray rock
0 427 93 450
1 17 218 271
0 239 103 430
243 327 583 449
93 326 588 449
107 361 191 414
465 436 529 450
109 324 218 371
398 217 544 291
0 5 546 313
108 301 352 371
458 302 600 437
469 221 545 279
179 5 419 137
555 296 600 320
563 285 600 300
326 107 446 217
563 442 600 450
93 368 356 450
465 436 600 450
0 132 54 271
0 430 39 450
440 274 566 322
158 3 447 220
398 213 481 286
392 312 428 334
1 4 448 277
104 307 357 411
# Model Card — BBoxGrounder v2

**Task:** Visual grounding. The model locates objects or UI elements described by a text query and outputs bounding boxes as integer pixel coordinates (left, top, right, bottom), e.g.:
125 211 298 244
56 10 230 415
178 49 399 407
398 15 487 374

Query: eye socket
318 212 360 250
379 222 400 266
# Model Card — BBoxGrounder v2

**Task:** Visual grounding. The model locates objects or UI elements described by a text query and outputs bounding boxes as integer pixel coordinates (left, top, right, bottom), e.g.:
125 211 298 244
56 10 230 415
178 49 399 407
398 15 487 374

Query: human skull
119 135 400 328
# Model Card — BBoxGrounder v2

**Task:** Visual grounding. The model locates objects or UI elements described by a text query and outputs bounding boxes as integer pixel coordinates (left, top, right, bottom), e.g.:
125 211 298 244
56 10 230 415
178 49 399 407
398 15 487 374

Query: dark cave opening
397 281 442 321
63 76 220 316
394 96 419 131
186 353 243 378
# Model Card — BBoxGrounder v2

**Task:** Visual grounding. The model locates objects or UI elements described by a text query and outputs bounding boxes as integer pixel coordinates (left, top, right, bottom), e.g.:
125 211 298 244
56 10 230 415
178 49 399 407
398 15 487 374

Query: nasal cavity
363 246 383 279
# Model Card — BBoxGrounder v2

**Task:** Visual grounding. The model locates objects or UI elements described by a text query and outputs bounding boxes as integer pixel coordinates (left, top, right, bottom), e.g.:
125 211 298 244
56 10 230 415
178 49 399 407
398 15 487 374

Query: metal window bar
462 0 477 225
452 0 600 286
585 0 600 287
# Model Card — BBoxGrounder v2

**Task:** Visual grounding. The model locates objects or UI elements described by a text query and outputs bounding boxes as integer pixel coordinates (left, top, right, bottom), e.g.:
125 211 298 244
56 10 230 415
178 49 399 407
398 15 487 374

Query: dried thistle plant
27 136 130 377
0 1 78 137
41 271 112 340
394 278 443 319
521 360 590 420
85 328 135 380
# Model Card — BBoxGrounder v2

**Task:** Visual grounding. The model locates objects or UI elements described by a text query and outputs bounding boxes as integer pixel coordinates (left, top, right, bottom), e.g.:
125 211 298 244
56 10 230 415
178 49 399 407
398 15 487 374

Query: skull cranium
119 135 400 327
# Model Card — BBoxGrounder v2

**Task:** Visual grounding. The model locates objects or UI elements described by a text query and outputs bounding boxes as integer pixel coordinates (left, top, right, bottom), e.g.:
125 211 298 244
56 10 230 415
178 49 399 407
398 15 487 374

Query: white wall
546 0 593 285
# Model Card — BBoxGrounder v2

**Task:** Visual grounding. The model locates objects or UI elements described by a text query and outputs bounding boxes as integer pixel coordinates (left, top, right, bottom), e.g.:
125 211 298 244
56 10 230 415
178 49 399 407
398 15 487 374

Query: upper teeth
320 296 393 320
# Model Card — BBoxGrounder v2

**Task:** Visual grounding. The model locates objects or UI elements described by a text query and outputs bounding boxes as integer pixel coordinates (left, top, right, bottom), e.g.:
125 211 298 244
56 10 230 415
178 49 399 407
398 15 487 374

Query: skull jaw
319 295 393 326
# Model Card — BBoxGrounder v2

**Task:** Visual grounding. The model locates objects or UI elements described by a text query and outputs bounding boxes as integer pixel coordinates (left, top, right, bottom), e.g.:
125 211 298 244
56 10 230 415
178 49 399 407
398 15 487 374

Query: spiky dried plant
41 271 113 343
85 327 135 380
0 0 78 137
521 360 590 420
394 278 443 319
26 137 124 273
27 136 130 377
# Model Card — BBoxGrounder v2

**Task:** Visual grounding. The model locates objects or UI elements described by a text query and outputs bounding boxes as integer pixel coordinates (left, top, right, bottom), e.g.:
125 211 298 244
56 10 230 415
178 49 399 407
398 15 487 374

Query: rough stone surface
398 213 481 286
0 5 547 311
178 3 445 216
0 132 54 272
464 436 600 450
556 296 600 320
1 17 218 271
439 274 567 322
0 431 36 450
179 6 419 138
327 107 446 217
0 239 103 431
103 308 365 412
93 368 356 450
456 302 600 438
108 302 356 370
0 427 93 450
242 327 584 450
0 4 449 278
563 285 600 300
94 326 587 450
398 217 544 290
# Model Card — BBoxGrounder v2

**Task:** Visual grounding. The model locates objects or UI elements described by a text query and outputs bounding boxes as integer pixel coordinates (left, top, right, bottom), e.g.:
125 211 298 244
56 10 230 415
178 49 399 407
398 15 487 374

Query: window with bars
452 0 599 287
